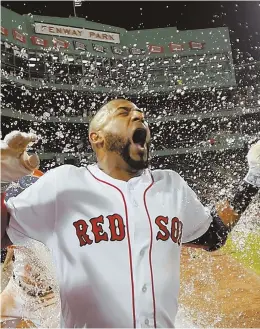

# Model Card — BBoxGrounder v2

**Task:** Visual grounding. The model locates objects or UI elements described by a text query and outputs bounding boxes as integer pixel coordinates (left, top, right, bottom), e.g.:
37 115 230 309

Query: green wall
1 6 232 58
1 6 236 89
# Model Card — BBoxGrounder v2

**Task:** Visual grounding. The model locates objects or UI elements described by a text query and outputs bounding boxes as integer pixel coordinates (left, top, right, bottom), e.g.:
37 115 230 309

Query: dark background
2 1 260 64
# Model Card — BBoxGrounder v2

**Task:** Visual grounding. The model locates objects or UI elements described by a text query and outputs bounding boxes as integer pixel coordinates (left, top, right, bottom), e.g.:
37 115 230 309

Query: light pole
73 0 83 17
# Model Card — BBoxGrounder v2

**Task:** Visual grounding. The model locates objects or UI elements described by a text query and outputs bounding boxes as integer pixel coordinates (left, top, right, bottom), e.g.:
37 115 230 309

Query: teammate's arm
1 193 12 247
2 246 14 272
1 131 56 247
1 131 42 247
184 142 260 251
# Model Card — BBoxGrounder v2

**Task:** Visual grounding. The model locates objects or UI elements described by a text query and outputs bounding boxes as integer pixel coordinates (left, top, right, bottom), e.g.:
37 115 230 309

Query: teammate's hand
1 131 40 183
40 291 58 307
244 141 260 187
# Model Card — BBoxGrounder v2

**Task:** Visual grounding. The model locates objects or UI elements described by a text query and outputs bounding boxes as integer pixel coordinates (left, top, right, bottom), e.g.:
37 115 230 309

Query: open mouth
132 128 147 148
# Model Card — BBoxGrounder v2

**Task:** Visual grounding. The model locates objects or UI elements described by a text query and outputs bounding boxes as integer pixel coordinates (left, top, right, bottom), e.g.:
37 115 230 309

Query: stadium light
74 0 82 6
73 0 83 17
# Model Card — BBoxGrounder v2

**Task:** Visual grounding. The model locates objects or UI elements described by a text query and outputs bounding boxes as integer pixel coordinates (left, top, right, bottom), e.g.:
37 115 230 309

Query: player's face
103 101 151 170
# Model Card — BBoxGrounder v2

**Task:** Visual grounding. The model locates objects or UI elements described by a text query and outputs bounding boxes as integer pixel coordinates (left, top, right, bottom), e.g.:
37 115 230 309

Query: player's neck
97 157 142 182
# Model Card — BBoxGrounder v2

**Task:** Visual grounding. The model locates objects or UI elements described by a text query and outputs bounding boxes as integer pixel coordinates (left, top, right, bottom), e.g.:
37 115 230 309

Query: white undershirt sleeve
6 168 58 246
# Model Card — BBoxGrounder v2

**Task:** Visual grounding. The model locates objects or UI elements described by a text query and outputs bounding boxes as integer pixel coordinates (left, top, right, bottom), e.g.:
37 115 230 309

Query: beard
104 132 149 171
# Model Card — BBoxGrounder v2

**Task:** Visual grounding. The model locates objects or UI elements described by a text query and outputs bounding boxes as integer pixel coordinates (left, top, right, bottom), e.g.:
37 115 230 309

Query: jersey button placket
128 182 138 207
145 319 149 325
128 183 134 191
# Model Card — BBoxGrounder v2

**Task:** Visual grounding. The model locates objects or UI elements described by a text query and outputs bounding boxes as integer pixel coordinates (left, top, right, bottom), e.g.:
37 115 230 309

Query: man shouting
1 99 259 328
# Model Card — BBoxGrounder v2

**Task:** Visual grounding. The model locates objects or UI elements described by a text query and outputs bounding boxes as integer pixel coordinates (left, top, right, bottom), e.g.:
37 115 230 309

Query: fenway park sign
34 22 120 44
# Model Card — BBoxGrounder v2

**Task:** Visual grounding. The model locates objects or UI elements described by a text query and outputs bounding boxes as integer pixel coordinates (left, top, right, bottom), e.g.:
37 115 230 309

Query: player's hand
244 141 260 187
1 131 40 183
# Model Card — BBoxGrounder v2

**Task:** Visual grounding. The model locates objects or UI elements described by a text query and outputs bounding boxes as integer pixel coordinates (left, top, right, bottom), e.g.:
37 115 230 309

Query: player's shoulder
46 164 84 175
47 164 94 180
151 168 186 186
151 168 182 180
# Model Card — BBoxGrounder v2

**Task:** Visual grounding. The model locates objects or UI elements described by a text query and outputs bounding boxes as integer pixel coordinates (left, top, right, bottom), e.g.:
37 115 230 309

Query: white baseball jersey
6 164 212 328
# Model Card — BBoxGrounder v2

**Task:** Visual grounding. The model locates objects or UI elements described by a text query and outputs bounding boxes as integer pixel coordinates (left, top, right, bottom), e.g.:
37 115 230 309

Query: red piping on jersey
143 172 157 328
87 168 136 328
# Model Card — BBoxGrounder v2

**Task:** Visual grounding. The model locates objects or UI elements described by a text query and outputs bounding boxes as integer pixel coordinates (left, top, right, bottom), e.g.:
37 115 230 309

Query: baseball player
1 99 259 328
1 172 60 328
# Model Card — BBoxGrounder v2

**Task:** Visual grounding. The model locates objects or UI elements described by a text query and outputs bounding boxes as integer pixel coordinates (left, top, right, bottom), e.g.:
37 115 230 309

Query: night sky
2 1 260 64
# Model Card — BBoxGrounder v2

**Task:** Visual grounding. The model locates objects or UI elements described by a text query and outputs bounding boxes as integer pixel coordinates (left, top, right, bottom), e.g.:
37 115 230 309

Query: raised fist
1 131 40 183
244 141 260 187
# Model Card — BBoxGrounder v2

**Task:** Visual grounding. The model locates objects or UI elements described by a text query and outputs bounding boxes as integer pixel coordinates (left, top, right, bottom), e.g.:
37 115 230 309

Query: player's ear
89 131 104 149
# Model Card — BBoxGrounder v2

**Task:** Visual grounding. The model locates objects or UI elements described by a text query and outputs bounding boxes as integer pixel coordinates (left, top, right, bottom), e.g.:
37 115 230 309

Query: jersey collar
87 163 153 188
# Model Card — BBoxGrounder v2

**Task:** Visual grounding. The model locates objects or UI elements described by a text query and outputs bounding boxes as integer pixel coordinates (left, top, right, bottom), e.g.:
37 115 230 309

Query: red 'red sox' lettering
155 216 170 241
73 214 183 247
155 216 183 245
73 219 93 247
107 214 125 241
73 214 125 246
90 215 109 243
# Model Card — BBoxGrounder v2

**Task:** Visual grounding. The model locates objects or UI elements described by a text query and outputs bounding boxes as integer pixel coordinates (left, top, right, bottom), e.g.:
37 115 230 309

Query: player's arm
184 142 260 251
